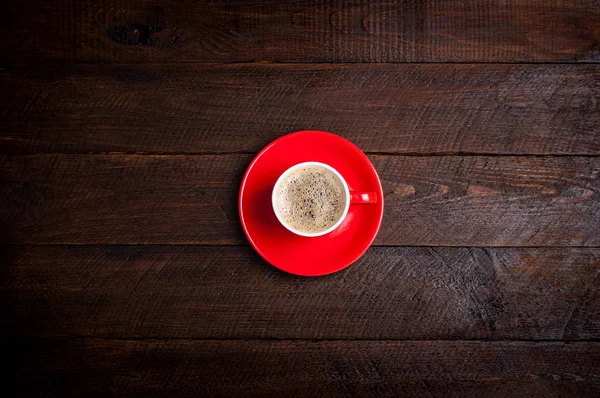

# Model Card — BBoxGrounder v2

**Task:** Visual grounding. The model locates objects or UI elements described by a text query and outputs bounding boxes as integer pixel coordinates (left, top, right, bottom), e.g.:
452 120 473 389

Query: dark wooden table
2 1 600 396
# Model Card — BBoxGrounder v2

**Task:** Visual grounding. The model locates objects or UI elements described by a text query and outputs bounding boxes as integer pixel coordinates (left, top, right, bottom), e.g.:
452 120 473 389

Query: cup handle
350 192 378 204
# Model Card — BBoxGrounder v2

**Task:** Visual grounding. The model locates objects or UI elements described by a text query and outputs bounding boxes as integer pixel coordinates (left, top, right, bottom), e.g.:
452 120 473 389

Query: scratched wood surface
2 0 600 63
2 0 600 396
2 155 599 246
6 339 600 397
2 64 599 155
2 245 598 340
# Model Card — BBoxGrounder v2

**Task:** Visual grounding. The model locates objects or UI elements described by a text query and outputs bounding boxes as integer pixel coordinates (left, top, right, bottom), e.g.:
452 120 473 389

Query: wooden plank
7 339 600 397
2 245 598 340
2 0 600 63
2 64 600 155
1 155 599 246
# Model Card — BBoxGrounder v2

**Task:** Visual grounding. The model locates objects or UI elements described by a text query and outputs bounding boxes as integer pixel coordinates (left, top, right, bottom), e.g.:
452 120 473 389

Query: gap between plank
2 243 600 249
2 152 600 157
3 61 600 67
2 336 599 343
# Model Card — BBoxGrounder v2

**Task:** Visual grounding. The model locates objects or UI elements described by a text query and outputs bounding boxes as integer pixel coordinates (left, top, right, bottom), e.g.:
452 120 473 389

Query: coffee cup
272 161 377 237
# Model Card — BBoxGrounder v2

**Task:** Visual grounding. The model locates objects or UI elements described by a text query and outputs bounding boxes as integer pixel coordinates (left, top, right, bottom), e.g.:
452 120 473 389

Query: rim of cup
272 161 351 237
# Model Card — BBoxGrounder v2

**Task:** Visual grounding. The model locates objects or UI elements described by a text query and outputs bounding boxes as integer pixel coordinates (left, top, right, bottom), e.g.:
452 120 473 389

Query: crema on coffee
274 166 346 233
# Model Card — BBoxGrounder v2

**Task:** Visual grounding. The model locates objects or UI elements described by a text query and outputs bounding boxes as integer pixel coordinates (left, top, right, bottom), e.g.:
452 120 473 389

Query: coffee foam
274 166 346 233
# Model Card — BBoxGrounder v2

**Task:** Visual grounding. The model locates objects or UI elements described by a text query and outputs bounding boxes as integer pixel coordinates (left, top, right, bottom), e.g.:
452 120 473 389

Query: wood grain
2 245 599 340
2 1 598 395
2 64 600 155
2 0 600 63
1 155 599 246
6 339 600 397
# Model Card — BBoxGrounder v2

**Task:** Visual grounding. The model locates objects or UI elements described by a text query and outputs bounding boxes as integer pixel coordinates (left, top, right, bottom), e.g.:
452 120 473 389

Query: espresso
274 166 346 233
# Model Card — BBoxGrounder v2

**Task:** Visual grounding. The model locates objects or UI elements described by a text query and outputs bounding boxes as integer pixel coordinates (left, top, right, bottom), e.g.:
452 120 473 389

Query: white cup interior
272 162 351 237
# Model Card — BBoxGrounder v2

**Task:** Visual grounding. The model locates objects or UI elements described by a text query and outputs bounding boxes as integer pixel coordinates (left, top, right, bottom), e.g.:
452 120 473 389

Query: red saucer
239 131 384 276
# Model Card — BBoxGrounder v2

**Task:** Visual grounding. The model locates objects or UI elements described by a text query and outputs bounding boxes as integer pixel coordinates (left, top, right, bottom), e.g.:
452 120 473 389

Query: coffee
274 166 346 233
